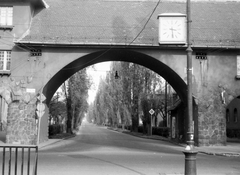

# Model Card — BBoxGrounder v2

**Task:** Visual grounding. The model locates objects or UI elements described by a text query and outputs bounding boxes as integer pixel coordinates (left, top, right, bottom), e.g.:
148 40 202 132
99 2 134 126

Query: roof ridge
97 0 240 2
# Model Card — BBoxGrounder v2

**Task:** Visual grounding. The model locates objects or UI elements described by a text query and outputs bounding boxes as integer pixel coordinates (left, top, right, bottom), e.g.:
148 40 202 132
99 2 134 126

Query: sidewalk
1 129 240 157
0 131 75 150
108 127 240 157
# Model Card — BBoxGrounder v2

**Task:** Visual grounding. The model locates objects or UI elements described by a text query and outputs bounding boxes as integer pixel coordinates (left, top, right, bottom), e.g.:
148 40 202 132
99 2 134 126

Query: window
0 7 13 26
0 51 11 72
226 109 230 123
234 108 238 123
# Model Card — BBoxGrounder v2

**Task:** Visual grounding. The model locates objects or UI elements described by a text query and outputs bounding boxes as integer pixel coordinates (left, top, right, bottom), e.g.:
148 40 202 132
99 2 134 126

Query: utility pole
165 80 168 127
183 0 198 174
186 0 194 150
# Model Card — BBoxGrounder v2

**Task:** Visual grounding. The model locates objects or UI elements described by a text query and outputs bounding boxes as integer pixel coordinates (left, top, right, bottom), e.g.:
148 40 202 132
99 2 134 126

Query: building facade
0 0 240 146
0 0 48 144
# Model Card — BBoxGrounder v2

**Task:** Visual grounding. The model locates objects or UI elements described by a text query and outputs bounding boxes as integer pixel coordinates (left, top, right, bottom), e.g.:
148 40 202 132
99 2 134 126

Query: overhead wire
0 39 40 73
127 0 161 46
2 30 37 51
0 0 163 73
0 35 44 77
2 0 238 75
0 1 238 104
61 0 161 71
0 0 164 101
0 37 31 52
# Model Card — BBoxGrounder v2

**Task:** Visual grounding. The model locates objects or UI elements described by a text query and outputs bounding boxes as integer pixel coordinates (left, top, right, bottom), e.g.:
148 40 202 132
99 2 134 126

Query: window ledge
235 75 240 80
0 25 14 30
0 70 11 75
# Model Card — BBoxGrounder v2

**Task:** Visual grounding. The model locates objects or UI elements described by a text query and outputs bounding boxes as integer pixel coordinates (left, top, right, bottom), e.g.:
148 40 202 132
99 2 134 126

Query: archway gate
2 45 239 146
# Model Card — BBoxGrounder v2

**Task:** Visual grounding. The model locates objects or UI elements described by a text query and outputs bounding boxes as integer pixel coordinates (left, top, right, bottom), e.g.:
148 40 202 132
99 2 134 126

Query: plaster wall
5 46 240 145
0 2 31 50
12 47 189 94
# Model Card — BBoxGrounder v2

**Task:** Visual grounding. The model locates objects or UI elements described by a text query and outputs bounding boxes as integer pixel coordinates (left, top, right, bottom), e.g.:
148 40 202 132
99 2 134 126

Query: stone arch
43 49 188 105
42 49 198 144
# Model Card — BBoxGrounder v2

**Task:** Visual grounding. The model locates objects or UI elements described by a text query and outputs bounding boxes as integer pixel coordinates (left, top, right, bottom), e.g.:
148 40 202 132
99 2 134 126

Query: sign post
36 93 46 145
149 109 155 136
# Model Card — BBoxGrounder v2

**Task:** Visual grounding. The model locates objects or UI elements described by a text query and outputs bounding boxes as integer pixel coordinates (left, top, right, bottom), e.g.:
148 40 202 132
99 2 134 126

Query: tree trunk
66 99 72 134
131 113 139 132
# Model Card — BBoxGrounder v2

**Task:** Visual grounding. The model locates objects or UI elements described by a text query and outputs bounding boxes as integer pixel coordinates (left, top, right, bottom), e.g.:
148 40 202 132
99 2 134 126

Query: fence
0 145 38 175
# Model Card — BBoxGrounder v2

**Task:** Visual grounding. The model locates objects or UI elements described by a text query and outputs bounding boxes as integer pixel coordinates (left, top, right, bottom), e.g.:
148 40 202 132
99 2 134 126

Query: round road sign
37 103 45 111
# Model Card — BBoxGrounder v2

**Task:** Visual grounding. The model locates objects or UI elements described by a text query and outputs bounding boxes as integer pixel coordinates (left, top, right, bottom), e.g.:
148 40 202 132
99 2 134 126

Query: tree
62 68 91 133
92 61 172 134
49 97 67 125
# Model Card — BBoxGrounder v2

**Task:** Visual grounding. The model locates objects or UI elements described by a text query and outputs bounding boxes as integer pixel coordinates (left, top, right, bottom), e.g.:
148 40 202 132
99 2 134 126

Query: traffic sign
36 111 44 118
37 103 45 111
149 109 155 115
37 93 46 102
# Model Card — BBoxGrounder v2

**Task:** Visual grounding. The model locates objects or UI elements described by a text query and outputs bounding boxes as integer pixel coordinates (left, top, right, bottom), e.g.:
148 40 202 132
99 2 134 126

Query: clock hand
170 27 176 38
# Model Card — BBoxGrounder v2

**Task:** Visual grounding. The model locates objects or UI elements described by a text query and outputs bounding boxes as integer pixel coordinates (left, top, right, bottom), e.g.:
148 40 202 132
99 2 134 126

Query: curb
198 151 240 157
39 134 76 150
108 127 183 146
107 127 240 158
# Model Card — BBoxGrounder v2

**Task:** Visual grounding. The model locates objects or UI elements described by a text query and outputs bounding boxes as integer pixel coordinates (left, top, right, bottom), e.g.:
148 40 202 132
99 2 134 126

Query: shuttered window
0 7 13 26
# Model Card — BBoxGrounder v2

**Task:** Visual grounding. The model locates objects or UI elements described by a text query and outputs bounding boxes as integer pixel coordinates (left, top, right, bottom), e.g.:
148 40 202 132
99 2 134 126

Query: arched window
234 108 238 123
226 109 230 123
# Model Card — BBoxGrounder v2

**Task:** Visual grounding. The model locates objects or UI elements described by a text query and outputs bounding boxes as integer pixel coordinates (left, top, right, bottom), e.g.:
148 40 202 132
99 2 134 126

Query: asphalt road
38 121 240 175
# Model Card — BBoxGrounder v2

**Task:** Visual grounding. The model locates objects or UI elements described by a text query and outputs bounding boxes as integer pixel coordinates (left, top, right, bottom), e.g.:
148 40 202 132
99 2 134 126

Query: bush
152 127 170 137
49 124 64 136
118 124 169 138
227 129 240 138
128 125 169 137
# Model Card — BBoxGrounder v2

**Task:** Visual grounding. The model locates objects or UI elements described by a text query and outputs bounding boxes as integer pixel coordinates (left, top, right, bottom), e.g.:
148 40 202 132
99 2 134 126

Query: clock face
158 16 186 44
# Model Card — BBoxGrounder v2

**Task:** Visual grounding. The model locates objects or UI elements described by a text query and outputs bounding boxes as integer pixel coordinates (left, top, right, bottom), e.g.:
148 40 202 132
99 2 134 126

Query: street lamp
158 0 198 173
183 0 198 174
115 71 119 79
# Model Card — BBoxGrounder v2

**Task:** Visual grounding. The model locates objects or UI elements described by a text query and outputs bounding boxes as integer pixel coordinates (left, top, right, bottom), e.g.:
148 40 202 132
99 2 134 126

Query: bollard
183 150 198 175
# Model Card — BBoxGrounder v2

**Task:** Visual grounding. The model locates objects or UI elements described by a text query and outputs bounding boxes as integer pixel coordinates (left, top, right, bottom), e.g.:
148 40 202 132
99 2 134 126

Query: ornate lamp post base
183 150 198 175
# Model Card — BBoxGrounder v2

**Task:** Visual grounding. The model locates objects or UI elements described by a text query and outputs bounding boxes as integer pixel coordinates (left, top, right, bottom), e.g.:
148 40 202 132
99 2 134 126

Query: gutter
192 45 240 50
14 40 185 48
14 41 240 50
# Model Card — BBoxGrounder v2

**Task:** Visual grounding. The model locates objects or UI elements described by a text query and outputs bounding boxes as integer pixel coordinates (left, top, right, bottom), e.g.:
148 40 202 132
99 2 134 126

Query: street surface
38 121 240 175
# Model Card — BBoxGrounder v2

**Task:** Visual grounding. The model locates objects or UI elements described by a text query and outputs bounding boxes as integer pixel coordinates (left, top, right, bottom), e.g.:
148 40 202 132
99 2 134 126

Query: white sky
87 62 111 104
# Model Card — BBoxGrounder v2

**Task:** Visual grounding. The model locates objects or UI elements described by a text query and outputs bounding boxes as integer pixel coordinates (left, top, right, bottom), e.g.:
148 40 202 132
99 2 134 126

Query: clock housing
158 13 187 45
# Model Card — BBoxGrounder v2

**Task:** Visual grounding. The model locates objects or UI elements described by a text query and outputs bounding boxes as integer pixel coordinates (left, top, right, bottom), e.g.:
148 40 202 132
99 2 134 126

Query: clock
158 13 186 44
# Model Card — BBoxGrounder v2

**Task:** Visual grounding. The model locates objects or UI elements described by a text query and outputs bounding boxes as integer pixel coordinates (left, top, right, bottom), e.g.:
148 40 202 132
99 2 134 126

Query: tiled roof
18 0 240 47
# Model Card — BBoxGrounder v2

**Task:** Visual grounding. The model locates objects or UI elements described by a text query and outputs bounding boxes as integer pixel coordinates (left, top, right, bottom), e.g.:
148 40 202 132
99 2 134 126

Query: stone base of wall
198 116 227 146
197 90 227 146
6 102 37 145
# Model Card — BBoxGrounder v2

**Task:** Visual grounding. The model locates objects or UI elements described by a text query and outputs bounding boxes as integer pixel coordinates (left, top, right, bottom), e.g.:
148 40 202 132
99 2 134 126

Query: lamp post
183 0 198 174
186 0 194 150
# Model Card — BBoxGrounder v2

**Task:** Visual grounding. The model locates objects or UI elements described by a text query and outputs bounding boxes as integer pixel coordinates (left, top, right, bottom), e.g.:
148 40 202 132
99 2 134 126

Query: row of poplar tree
87 61 170 134
49 68 91 134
